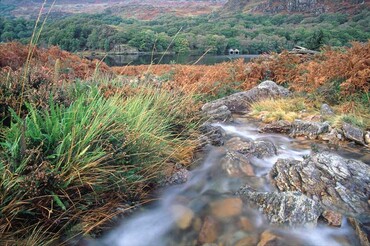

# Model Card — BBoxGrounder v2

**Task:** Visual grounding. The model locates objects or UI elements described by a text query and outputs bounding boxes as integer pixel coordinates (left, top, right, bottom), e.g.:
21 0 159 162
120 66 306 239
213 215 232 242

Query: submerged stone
210 197 243 219
198 216 219 244
221 150 255 177
257 230 285 246
171 204 194 230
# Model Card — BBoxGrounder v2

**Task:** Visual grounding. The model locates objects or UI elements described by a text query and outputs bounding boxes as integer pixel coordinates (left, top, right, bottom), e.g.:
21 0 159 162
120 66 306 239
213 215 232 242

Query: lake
88 53 260 66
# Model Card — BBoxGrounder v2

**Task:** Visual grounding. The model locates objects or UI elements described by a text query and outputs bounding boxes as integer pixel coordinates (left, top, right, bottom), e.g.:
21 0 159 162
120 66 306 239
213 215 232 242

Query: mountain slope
223 0 369 14
1 0 227 19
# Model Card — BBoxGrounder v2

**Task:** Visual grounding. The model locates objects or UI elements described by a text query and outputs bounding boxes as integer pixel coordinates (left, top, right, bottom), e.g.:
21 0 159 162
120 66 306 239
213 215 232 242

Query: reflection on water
94 118 368 246
89 54 259 66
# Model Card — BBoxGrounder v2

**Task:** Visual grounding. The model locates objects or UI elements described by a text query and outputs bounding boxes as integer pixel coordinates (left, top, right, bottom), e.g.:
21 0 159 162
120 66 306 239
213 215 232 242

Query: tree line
1 9 369 54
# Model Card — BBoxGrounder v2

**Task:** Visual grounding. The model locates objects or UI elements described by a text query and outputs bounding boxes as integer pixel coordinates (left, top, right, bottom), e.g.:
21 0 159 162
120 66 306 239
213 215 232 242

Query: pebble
210 197 243 219
171 205 194 230
198 216 219 244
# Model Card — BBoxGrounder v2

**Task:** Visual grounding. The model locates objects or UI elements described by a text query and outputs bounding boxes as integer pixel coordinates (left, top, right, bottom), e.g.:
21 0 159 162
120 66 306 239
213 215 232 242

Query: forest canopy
0 9 369 54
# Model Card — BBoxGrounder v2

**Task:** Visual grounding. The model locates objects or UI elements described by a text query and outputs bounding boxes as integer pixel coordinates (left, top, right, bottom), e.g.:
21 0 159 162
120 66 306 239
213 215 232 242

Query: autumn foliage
114 41 370 98
113 58 260 96
0 42 111 79
0 42 112 124
1 41 369 124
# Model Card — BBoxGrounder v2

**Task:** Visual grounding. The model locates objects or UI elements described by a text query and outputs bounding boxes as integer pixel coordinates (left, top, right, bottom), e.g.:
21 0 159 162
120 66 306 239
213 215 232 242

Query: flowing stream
95 117 369 246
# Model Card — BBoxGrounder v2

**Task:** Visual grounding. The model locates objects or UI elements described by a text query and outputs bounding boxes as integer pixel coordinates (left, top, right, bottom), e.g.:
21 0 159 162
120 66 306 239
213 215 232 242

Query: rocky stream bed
89 81 370 246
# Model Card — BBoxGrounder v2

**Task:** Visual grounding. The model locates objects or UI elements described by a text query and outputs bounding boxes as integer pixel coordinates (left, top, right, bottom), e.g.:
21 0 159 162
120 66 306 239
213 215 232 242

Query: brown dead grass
0 42 112 81
113 41 370 98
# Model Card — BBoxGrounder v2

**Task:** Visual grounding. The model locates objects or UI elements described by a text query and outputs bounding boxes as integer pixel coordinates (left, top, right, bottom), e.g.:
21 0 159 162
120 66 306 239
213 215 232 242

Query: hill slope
1 0 227 19
223 0 369 14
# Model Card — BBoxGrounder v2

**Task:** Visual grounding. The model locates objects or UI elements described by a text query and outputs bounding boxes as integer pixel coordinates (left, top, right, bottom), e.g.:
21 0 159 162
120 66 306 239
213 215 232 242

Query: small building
228 48 240 55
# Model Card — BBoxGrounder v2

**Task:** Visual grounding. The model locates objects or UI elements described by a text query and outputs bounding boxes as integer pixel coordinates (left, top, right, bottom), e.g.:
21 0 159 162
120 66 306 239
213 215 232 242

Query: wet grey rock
290 120 330 139
320 104 335 116
202 104 232 123
253 140 278 158
348 218 370 246
258 120 292 134
199 124 226 146
270 152 370 221
225 137 254 153
237 186 322 227
225 137 277 159
221 150 255 177
342 123 365 145
202 81 291 120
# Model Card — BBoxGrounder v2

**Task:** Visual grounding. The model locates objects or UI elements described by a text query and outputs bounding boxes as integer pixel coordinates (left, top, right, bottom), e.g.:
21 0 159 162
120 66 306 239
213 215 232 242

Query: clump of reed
0 81 200 244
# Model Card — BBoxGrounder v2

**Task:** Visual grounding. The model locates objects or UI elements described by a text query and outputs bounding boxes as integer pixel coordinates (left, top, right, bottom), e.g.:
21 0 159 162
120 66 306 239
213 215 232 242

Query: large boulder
290 120 330 139
342 122 365 145
237 186 322 227
270 152 370 221
202 81 291 121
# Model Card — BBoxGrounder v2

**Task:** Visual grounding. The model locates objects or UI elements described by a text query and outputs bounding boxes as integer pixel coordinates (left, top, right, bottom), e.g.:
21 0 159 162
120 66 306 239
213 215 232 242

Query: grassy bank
0 48 201 243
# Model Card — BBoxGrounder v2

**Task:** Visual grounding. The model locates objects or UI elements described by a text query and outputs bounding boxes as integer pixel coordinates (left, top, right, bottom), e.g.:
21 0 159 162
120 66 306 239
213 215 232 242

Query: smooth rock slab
237 186 323 227
270 152 370 221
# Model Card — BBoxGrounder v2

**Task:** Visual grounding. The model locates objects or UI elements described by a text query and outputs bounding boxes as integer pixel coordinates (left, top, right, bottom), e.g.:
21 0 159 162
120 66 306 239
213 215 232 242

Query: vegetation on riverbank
115 41 369 113
0 40 369 243
0 43 201 244
1 9 370 54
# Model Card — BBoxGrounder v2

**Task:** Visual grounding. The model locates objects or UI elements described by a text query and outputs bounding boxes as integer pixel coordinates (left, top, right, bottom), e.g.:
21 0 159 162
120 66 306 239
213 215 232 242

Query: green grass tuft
0 83 200 243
